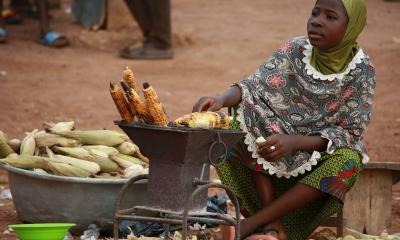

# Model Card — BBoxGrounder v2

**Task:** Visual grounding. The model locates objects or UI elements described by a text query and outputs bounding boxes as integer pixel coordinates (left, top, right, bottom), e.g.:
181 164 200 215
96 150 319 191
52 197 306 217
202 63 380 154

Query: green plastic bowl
9 223 76 240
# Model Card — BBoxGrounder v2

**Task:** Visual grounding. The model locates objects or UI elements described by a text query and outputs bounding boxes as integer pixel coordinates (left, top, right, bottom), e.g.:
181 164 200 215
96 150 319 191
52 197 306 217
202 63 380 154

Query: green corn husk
47 161 91 177
43 121 75 133
0 131 15 158
20 129 38 155
82 145 119 156
116 141 149 164
35 133 80 148
52 146 94 160
52 154 100 175
7 139 21 153
88 149 121 173
110 153 148 168
33 168 49 175
0 155 49 169
55 130 129 146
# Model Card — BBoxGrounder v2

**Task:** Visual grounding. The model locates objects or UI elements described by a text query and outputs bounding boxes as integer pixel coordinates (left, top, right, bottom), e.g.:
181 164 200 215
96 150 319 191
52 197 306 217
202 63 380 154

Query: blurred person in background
119 0 173 60
0 0 68 47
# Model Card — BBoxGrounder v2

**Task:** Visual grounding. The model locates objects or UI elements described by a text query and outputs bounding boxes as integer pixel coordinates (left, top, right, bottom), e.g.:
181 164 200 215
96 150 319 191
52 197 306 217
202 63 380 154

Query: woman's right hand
192 96 224 112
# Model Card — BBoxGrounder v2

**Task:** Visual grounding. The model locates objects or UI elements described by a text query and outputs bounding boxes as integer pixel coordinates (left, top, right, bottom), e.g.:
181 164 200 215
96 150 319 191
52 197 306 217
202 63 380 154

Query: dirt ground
0 0 399 239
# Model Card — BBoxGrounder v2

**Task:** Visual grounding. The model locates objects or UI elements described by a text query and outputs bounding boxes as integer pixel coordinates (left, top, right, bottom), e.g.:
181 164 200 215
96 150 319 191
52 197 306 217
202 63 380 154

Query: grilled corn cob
121 81 152 123
173 111 231 129
110 82 134 123
142 82 169 126
122 66 138 92
55 130 129 146
0 131 14 158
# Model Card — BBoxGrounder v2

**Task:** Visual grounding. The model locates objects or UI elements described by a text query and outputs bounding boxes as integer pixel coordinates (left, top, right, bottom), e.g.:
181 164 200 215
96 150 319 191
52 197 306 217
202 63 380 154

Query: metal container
116 122 245 213
0 164 147 234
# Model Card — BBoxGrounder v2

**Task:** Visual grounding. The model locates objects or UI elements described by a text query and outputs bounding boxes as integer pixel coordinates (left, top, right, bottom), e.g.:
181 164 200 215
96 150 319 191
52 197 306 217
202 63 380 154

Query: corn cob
7 139 21 153
52 155 101 175
35 133 80 148
123 165 148 179
88 149 121 173
110 153 148 168
110 82 134 123
0 131 15 158
33 168 49 175
142 82 169 126
116 141 150 164
43 121 75 133
82 145 119 156
20 129 38 155
122 66 138 92
0 155 49 169
121 81 153 123
173 111 231 129
54 130 129 146
52 146 94 160
47 162 92 178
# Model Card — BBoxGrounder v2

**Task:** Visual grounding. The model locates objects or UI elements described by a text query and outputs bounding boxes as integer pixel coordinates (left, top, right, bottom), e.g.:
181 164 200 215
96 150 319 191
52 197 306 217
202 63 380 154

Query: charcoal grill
113 121 246 240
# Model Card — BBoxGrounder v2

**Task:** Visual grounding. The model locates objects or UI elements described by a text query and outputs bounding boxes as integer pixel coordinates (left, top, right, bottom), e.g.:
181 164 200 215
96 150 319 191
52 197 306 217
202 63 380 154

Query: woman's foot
0 27 7 43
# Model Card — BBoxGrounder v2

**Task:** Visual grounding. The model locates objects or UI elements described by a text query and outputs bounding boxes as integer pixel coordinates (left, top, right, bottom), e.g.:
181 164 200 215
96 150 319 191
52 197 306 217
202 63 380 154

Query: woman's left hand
256 134 298 162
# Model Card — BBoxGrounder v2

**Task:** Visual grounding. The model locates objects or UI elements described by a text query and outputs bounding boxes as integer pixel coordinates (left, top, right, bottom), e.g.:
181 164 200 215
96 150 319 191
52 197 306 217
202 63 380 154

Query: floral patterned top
235 36 376 178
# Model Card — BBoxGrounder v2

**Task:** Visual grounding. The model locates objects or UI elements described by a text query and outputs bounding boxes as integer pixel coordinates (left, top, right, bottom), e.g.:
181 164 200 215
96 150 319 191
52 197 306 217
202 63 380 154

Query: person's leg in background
34 0 68 47
121 0 173 59
0 0 7 43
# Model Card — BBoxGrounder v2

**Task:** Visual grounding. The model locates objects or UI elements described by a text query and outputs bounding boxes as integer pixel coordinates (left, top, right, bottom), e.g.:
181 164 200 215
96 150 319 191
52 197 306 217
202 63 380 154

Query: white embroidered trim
302 40 366 81
236 102 320 179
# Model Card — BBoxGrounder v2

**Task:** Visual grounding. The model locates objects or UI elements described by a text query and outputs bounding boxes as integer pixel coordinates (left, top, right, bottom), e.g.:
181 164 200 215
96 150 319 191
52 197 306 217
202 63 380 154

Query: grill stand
113 174 241 240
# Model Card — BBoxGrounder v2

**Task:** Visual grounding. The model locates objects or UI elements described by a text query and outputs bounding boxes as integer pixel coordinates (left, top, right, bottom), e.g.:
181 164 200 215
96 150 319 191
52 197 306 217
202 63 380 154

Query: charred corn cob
55 130 129 146
0 131 14 158
121 81 153 123
142 82 169 126
110 82 134 123
173 111 231 129
122 66 138 92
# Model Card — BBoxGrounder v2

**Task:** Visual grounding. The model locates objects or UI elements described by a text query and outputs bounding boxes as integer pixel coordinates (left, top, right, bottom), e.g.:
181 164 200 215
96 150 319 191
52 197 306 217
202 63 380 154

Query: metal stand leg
113 174 149 240
182 182 241 240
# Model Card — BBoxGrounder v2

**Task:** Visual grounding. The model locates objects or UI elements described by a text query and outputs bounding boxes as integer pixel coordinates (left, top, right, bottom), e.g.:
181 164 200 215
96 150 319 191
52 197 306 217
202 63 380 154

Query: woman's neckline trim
302 40 366 81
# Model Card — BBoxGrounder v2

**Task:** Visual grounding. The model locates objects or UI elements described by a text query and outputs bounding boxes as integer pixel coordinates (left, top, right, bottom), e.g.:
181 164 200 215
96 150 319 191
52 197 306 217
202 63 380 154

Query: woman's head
307 0 367 51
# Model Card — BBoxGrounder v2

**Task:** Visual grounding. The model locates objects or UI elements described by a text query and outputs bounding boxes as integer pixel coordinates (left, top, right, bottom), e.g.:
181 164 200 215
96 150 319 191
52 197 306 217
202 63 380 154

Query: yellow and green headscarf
310 0 367 75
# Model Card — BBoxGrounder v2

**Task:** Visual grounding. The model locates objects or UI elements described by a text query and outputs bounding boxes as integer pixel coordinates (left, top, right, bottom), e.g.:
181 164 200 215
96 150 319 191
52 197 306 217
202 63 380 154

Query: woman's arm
257 134 328 162
192 85 241 112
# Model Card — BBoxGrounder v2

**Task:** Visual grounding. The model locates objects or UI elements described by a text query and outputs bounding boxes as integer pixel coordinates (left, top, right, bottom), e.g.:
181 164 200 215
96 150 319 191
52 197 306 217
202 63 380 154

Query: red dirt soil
0 0 399 239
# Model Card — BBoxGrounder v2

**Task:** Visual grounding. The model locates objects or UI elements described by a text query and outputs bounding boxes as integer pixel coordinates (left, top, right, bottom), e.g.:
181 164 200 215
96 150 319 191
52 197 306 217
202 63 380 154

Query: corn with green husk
35 132 80 148
43 121 75 133
110 82 135 123
82 145 119 156
116 142 149 164
122 66 138 92
20 129 38 155
121 81 153 123
0 155 49 169
48 153 101 175
52 146 94 160
88 149 121 173
7 139 21 153
123 165 148 179
110 153 148 168
173 111 231 129
33 168 48 175
47 161 91 177
143 82 169 126
55 130 129 146
0 131 15 158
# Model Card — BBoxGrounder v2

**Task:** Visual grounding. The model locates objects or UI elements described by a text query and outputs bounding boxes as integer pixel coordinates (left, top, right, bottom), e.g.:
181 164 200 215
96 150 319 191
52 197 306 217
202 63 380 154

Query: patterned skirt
215 140 362 240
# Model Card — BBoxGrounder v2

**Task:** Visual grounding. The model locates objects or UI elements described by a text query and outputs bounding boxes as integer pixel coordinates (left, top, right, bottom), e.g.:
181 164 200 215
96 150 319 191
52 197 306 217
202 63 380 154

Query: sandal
0 27 7 43
39 31 69 48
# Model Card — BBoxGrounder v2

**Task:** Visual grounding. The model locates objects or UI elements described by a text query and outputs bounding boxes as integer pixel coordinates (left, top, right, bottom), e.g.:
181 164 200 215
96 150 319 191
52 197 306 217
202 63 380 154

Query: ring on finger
270 145 276 151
